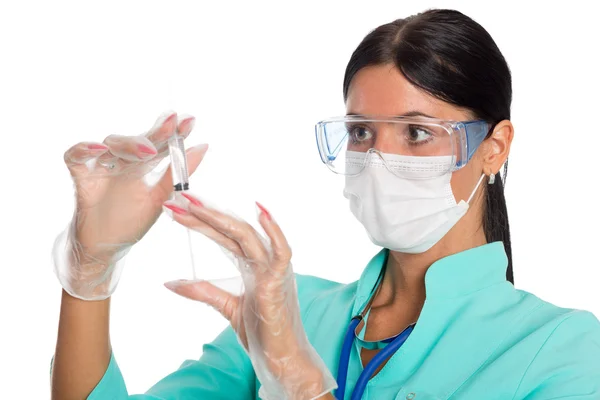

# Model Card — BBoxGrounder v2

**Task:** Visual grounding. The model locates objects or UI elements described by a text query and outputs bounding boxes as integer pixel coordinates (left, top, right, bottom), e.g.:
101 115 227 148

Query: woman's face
345 64 487 206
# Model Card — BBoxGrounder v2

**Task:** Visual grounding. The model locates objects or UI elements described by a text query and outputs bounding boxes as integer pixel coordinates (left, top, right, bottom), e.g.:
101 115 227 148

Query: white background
1 1 599 398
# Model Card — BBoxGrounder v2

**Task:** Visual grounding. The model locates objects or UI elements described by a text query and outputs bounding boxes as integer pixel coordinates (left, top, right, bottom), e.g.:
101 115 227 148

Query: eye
348 124 373 142
407 125 433 143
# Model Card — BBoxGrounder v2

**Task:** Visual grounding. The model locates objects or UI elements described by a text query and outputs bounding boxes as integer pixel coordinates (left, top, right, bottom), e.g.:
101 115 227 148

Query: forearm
51 289 112 400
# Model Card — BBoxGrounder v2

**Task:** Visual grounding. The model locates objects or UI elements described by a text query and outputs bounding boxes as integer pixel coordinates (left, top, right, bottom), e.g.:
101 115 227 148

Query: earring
488 173 495 185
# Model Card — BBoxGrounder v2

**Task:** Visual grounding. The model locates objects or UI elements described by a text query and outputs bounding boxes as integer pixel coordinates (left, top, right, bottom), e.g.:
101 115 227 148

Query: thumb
164 279 238 321
186 143 209 177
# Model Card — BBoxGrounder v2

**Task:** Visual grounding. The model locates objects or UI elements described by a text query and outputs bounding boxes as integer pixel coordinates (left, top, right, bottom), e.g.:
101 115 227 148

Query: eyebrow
346 111 436 119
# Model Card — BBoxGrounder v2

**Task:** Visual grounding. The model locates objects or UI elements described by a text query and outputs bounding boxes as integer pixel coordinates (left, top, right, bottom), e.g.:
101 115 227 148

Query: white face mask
343 151 485 254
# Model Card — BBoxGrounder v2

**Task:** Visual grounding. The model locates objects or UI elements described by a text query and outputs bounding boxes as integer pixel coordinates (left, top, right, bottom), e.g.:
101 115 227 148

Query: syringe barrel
168 133 190 191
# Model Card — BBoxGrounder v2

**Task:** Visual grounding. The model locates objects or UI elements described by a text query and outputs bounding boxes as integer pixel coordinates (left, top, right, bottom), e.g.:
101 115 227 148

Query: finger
152 115 195 155
256 202 292 267
186 143 208 176
164 202 245 257
164 280 239 322
176 115 196 139
184 198 269 263
145 112 178 145
152 144 209 201
64 142 109 177
104 134 158 161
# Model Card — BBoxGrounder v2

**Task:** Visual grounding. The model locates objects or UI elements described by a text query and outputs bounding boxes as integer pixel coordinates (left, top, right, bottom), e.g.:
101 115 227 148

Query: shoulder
533 307 600 359
545 308 600 341
294 273 349 304
295 273 345 295
513 291 600 397
516 289 600 343
294 273 356 318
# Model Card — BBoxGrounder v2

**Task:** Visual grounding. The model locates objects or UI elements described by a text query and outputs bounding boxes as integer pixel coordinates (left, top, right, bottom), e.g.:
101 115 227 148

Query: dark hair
343 9 514 284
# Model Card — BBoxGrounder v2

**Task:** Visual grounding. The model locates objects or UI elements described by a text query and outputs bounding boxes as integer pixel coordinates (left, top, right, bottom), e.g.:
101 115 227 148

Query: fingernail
181 192 203 207
88 143 108 151
153 111 177 129
255 201 272 221
164 114 177 124
164 203 188 215
138 144 157 155
181 116 196 130
164 279 189 290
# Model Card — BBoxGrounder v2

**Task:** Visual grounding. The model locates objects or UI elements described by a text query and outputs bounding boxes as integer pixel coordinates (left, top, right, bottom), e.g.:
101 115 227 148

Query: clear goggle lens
315 117 490 178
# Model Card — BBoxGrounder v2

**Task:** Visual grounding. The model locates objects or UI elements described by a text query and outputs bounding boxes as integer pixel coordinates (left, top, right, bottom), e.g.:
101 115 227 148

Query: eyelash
347 125 434 147
348 125 373 143
406 126 434 146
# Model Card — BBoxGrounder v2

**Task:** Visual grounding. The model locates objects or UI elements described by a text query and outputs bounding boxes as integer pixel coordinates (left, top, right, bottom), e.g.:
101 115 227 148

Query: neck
374 220 487 312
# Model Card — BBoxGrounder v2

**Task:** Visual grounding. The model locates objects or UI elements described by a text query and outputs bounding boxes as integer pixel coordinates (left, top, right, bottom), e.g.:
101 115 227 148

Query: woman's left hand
162 193 337 400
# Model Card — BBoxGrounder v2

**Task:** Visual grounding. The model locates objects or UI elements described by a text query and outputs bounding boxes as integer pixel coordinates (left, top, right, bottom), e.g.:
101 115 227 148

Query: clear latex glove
163 193 337 400
53 112 208 301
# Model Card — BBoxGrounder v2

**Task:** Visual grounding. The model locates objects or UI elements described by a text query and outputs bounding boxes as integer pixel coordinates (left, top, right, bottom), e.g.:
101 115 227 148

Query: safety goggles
315 115 491 178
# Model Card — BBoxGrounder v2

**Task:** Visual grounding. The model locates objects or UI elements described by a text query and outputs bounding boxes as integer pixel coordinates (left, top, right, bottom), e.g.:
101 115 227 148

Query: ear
480 120 514 176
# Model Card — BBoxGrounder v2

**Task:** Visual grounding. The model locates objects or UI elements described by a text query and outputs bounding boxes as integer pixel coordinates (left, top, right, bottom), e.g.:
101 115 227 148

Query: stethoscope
335 261 416 400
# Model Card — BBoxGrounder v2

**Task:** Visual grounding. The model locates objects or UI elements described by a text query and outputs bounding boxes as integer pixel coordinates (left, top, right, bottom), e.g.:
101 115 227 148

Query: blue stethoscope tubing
335 319 414 399
335 317 362 398
335 252 416 399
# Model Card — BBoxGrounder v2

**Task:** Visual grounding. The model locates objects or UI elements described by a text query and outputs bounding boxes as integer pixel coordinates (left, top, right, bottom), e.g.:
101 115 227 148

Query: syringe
168 130 196 280
168 131 190 192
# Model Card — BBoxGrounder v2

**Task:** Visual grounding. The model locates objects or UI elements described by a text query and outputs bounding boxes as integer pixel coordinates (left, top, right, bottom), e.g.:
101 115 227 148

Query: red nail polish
88 143 108 150
181 192 203 207
138 144 157 155
256 202 272 221
164 203 187 215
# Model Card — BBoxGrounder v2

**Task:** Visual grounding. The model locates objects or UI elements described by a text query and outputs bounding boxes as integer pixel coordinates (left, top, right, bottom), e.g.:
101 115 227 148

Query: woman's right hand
163 194 337 400
52 112 208 300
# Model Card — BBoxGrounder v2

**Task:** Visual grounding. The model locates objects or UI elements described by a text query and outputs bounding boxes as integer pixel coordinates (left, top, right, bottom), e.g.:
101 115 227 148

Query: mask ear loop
466 174 486 204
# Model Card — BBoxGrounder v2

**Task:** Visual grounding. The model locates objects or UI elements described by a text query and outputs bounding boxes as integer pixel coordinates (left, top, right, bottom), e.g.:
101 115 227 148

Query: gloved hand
53 112 208 301
163 193 337 400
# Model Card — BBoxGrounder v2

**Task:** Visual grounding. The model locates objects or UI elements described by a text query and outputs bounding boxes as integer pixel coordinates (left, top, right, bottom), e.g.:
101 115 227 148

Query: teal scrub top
85 242 600 399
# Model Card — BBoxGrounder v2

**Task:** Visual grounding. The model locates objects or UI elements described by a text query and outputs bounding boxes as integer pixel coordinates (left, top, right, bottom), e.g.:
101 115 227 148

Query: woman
51 9 600 400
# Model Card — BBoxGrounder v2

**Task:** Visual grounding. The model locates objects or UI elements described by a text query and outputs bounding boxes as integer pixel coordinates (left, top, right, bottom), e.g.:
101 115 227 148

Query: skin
165 197 334 398
52 113 333 399
345 64 513 370
165 64 514 393
51 64 513 399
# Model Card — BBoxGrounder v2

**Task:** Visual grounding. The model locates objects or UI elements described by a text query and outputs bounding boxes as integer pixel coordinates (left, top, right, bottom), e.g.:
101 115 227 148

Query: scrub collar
351 241 509 318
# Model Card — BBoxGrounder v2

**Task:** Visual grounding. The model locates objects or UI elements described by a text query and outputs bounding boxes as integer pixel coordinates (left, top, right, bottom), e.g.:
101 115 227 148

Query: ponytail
484 161 513 284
